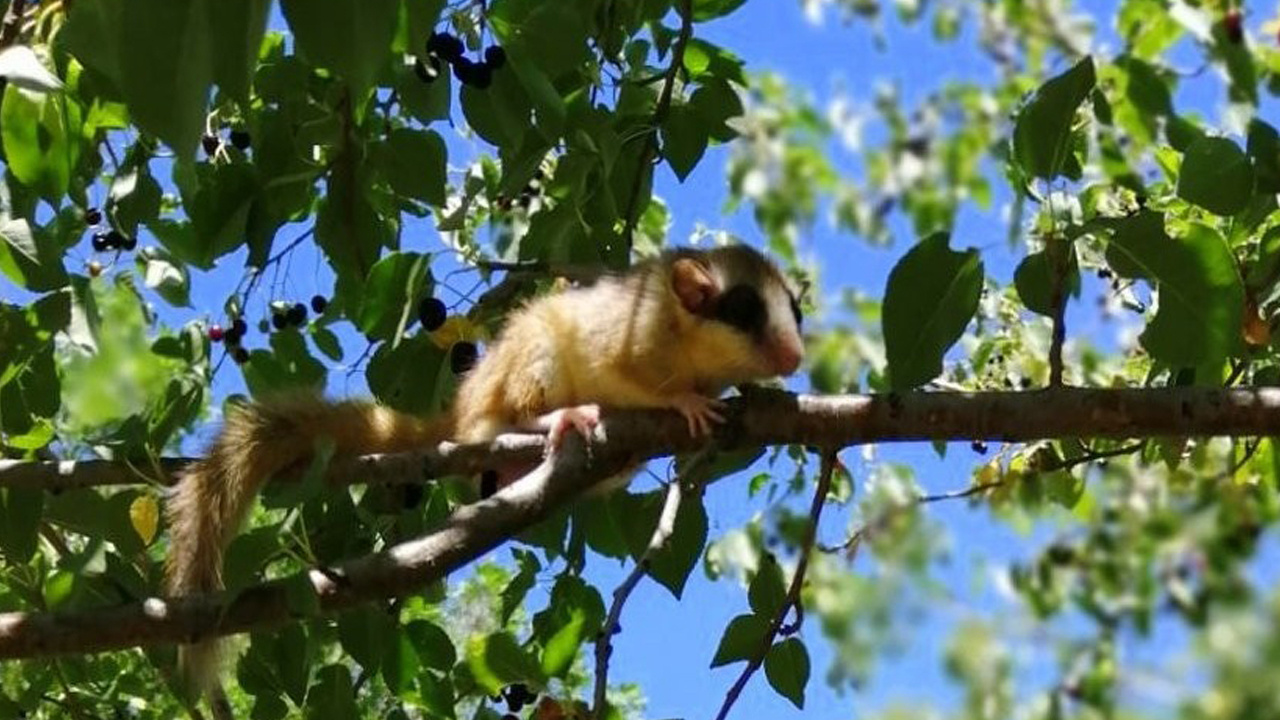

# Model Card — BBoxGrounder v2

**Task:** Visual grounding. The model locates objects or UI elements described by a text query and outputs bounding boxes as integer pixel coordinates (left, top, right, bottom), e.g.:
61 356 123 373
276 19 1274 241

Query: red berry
209 324 225 343
1224 10 1244 43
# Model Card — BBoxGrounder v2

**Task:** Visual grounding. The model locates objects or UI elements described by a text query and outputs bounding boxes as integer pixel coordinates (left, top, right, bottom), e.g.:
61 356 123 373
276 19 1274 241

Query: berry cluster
495 169 544 211
209 318 251 365
201 128 252 158
271 302 309 330
491 683 538 716
91 229 136 253
415 31 506 89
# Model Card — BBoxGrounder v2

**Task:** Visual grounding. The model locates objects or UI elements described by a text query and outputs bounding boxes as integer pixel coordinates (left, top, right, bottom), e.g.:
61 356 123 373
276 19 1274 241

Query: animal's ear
671 257 718 314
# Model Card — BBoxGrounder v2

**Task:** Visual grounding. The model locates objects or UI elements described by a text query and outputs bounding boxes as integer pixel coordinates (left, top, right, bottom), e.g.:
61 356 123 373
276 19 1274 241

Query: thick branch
3 387 1280 658
0 432 627 660
7 387 1280 491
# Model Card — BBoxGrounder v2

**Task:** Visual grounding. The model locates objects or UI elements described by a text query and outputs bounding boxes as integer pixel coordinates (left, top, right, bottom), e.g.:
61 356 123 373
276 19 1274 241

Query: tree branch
620 0 694 253
0 0 27 49
592 479 684 716
3 387 1280 658
715 450 836 720
0 430 628 660
6 387 1280 491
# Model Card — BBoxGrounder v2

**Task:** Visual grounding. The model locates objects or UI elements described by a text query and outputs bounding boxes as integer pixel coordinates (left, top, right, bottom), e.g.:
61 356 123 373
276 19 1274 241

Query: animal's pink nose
771 337 803 375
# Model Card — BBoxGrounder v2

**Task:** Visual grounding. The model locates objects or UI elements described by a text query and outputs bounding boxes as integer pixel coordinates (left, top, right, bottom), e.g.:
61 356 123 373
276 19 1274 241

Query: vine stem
619 0 694 255
714 450 836 720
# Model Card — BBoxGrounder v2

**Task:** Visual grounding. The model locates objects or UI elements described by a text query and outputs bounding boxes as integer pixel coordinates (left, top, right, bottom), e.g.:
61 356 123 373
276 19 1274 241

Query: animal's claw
542 404 602 456
670 394 726 437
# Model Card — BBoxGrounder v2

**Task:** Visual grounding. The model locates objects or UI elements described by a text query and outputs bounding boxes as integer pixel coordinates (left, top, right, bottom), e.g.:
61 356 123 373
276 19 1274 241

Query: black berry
209 325 225 343
288 302 307 326
232 318 248 336
229 129 251 150
413 55 442 84
271 312 289 331
232 347 250 364
470 61 493 89
450 341 478 374
401 483 425 509
427 32 464 62
1224 10 1244 43
970 440 988 454
84 207 102 225
118 233 137 251
201 133 220 156
484 45 506 69
91 233 111 252
418 296 447 331
452 57 476 84
480 470 498 498
311 294 328 314
224 326 243 345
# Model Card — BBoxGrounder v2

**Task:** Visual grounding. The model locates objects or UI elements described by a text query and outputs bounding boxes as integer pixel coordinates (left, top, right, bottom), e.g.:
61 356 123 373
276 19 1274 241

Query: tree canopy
3 0 1280 718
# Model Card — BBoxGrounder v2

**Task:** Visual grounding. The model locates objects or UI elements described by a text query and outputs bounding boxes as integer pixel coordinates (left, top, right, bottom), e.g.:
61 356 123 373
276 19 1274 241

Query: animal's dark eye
789 295 803 329
713 284 767 336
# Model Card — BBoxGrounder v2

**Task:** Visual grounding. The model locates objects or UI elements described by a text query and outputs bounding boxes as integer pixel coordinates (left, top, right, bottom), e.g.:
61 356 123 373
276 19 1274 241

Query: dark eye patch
711 284 767 337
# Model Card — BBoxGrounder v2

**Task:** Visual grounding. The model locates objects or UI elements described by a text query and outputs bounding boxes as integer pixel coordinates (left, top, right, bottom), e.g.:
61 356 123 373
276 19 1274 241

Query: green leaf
490 0 589 79
692 0 748 22
1012 56 1096 181
0 218 68 292
1013 245 1080 317
338 605 394 670
280 0 398 99
305 665 358 720
366 335 451 414
109 168 163 237
1103 211 1243 368
661 103 708 181
500 549 541 623
465 632 545 694
748 554 787 617
882 232 984 390
1247 119 1280 193
396 57 452 124
381 631 421 698
357 252 432 341
61 0 126 91
645 491 708 598
710 613 768 668
120 0 215 156
188 162 261 266
1177 136 1254 216
459 72 530 149
405 620 456 672
384 129 447 206
689 79 743 142
540 610 585 678
1 85 80 200
0 488 44 563
763 638 809 709
208 0 271 102
137 250 191 307
682 40 746 85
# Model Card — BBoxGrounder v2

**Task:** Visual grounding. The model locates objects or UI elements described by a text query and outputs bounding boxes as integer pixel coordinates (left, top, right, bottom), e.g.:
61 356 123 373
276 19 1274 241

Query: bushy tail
164 395 453 693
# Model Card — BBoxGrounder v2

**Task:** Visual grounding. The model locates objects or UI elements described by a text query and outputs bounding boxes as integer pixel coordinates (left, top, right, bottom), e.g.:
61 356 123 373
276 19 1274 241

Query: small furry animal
165 243 805 693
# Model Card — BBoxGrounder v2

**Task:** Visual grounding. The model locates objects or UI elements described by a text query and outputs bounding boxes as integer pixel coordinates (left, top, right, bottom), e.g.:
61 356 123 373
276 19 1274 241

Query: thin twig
818 478 1007 556
591 480 684 717
619 0 694 254
1047 235 1068 387
714 450 836 720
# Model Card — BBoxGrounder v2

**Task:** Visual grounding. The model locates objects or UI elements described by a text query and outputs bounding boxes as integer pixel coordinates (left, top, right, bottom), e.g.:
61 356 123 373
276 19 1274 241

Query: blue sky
5 0 1278 717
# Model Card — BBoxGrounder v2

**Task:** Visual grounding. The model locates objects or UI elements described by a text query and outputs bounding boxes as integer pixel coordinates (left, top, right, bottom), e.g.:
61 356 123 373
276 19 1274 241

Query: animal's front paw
540 404 602 456
669 394 726 437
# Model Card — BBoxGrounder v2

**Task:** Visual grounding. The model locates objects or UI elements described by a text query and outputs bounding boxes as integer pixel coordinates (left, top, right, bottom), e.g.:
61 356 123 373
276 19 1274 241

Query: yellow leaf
429 315 481 349
129 494 159 546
